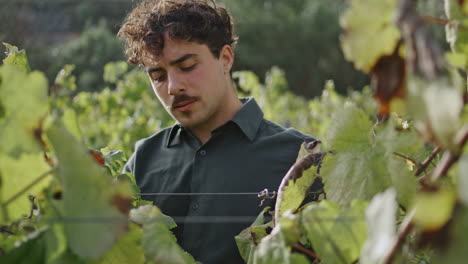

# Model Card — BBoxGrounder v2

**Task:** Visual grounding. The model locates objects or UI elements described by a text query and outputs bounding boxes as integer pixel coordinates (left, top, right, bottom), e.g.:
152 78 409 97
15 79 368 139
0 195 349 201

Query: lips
173 99 196 112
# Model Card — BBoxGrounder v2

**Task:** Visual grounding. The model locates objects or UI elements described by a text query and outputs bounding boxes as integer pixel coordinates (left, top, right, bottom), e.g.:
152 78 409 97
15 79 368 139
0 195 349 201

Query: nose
167 71 185 95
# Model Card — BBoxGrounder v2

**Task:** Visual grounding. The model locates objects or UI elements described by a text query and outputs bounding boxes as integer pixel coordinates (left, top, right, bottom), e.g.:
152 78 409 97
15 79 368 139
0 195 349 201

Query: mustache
171 94 199 107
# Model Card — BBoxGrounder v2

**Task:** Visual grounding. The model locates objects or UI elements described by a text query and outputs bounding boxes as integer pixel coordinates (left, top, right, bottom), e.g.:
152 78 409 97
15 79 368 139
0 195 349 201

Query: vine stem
392 152 420 167
415 146 440 176
385 126 468 263
422 16 468 31
383 210 415 264
430 125 468 183
293 243 320 260
2 168 55 206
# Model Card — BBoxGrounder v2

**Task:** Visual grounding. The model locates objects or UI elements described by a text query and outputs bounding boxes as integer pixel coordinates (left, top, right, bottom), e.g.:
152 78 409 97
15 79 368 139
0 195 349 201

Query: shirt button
199 150 207 156
191 202 199 210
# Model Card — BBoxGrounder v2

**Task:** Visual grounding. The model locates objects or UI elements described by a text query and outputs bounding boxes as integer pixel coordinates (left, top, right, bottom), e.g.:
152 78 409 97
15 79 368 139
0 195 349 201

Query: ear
219 45 234 74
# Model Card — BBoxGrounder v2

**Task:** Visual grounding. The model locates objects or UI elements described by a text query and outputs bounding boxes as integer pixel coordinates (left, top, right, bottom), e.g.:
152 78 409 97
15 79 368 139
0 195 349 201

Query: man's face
143 34 235 132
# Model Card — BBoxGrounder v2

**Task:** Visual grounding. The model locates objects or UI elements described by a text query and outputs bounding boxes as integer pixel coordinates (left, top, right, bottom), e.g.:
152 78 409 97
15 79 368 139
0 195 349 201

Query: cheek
152 84 169 105
190 64 223 89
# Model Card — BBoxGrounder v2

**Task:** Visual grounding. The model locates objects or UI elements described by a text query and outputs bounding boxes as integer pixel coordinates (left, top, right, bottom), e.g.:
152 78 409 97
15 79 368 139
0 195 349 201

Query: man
118 0 314 263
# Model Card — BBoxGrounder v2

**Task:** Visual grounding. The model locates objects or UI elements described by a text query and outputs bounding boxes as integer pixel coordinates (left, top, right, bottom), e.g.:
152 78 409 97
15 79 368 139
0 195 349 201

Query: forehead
142 35 211 68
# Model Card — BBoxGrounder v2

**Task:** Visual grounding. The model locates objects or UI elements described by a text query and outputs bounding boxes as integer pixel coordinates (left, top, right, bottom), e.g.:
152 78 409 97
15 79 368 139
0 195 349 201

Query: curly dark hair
118 0 238 66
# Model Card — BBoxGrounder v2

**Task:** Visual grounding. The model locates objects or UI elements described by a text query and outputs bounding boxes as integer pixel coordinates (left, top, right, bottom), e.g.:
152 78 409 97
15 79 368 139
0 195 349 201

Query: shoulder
123 127 173 174
258 119 315 143
133 126 173 151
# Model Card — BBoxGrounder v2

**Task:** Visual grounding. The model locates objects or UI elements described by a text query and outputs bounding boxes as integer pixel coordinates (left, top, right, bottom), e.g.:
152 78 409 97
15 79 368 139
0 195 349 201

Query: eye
149 71 166 82
180 64 196 72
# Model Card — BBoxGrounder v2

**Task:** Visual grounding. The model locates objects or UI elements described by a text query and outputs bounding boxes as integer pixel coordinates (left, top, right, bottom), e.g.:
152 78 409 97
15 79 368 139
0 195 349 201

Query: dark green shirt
124 97 314 264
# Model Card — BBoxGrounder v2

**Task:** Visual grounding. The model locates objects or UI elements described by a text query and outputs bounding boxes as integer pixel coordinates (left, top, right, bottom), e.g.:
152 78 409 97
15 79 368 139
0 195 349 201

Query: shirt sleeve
122 151 136 174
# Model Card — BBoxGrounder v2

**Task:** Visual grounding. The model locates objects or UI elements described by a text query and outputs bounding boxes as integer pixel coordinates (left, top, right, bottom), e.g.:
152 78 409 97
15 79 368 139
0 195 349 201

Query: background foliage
1 0 369 97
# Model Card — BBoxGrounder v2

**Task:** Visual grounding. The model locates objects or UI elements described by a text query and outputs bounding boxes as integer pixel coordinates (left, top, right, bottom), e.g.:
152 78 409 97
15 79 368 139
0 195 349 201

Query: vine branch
385 125 468 263
293 243 320 260
392 152 420 167
384 210 415 264
422 16 468 31
415 146 440 176
430 125 468 183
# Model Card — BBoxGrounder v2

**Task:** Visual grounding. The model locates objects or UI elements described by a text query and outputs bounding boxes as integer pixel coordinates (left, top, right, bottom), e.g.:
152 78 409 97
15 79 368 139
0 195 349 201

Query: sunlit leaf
0 229 46 263
278 169 317 217
130 204 199 264
62 108 82 141
340 0 400 72
289 253 310 264
360 189 397 264
103 61 128 84
424 85 463 151
412 189 456 231
322 105 421 207
376 117 421 207
0 153 51 223
44 220 68 263
254 224 291 264
321 105 387 204
0 64 48 157
302 200 367 264
2 43 31 73
90 223 144 264
47 120 133 259
235 206 272 263
54 64 77 93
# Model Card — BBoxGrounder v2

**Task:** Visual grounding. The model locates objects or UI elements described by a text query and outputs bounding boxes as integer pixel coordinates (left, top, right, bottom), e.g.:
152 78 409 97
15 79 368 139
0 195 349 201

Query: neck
191 93 242 145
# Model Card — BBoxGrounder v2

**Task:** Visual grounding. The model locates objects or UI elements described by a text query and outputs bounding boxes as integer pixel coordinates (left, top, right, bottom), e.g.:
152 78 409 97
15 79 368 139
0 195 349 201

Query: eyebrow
146 54 197 74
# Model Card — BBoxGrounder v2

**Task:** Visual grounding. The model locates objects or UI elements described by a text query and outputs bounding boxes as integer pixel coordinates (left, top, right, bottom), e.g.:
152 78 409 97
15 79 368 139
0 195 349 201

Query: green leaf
289 253 310 264
0 229 46 263
0 64 48 157
0 153 51 223
62 108 82 141
424 85 463 151
446 51 467 68
340 0 401 72
360 189 397 264
232 71 262 94
46 120 133 259
90 223 145 264
254 224 291 264
278 169 318 217
2 43 31 73
44 220 68 263
411 188 456 231
130 204 199 264
235 207 273 263
322 105 421 207
277 212 301 247
302 200 367 264
376 117 421 206
321 105 390 204
103 61 129 84
54 64 77 93
101 148 127 176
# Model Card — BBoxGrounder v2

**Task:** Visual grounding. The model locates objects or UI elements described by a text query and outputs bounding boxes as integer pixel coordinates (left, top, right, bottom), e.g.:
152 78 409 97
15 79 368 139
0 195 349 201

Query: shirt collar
166 124 183 147
231 97 264 142
166 97 264 147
